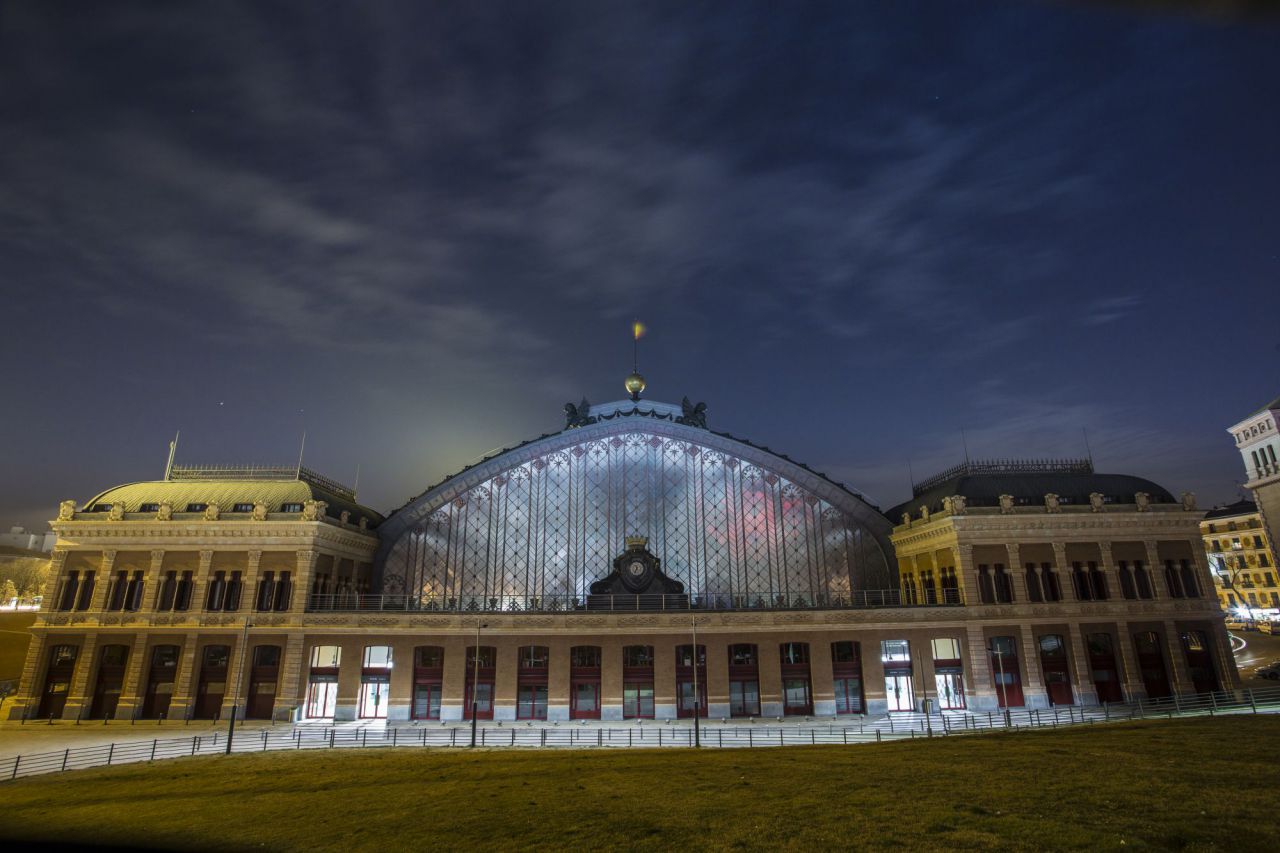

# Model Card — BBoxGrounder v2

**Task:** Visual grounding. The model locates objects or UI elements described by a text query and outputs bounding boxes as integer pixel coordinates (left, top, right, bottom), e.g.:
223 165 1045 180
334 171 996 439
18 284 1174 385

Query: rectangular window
930 638 961 660
834 677 863 714
233 503 255 513
880 640 910 662
729 680 760 717
623 684 654 718
517 685 548 720
363 646 393 668
310 645 341 668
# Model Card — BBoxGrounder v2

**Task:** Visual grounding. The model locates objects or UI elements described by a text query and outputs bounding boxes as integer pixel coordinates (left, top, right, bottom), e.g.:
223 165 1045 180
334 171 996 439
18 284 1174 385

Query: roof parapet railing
167 464 356 500
912 457 1095 497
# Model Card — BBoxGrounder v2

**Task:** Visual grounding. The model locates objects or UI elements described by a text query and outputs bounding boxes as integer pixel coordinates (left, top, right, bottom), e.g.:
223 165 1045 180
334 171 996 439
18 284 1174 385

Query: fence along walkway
5 685 1279 782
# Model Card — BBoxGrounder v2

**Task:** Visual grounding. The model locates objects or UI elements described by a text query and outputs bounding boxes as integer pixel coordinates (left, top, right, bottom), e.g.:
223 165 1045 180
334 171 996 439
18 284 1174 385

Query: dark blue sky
2 1 1277 529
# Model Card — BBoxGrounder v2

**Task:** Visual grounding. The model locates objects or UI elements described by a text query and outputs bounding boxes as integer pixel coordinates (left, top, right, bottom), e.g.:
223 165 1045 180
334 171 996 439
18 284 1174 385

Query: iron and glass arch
376 416 895 608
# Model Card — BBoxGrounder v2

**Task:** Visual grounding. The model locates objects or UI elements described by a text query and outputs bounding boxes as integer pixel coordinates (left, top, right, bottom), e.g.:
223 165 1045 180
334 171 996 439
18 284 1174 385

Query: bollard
11 756 20 779
62 749 69 771
107 743 114 765
151 739 158 761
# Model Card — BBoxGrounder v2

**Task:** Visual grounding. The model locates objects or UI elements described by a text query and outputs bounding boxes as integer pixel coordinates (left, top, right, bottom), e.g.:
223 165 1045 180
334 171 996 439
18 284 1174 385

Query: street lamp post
470 620 487 748
692 616 700 748
226 618 253 755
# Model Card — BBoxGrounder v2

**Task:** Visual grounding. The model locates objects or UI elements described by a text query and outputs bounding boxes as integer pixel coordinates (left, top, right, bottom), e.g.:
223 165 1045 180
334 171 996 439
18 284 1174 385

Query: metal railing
306 589 965 613
4 685 1278 781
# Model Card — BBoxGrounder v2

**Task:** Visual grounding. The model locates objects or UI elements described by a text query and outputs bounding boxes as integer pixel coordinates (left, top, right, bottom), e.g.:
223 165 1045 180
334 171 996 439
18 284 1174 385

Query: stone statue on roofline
58 499 77 521
1089 492 1105 513
1181 492 1196 512
998 494 1014 514
301 499 327 521
203 503 220 521
108 502 126 521
1135 492 1151 512
564 398 595 429
157 501 173 521
677 397 708 429
1044 493 1061 514
252 502 268 521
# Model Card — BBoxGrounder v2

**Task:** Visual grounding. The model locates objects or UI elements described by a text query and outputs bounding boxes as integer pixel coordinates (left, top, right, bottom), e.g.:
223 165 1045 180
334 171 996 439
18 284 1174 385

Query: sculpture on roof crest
677 397 708 429
564 398 596 429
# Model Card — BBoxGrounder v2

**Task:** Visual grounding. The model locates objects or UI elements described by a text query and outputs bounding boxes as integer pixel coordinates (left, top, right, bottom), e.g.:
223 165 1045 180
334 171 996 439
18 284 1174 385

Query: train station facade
9 391 1239 724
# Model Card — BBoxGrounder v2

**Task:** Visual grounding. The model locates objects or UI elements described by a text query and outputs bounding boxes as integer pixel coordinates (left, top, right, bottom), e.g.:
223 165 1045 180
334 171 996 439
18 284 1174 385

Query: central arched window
382 430 892 606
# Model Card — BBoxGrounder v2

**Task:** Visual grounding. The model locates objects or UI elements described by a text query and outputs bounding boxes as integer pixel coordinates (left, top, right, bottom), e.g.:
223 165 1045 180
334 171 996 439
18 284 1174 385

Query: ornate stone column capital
149 550 165 570
1050 542 1068 567
1005 543 1021 566
198 551 214 569
100 550 118 569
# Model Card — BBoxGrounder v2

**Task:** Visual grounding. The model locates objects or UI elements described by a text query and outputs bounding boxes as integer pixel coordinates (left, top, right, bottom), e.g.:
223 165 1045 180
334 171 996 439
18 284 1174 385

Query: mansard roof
1202 499 1258 521
886 458 1177 520
82 465 384 527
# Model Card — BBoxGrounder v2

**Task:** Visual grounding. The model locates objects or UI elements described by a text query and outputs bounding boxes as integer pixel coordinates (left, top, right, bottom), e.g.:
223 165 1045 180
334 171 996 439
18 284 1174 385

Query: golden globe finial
625 371 646 401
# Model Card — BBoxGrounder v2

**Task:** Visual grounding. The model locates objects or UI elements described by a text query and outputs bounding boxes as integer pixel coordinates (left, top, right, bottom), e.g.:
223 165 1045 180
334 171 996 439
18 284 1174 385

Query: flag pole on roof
296 431 307 478
164 431 180 481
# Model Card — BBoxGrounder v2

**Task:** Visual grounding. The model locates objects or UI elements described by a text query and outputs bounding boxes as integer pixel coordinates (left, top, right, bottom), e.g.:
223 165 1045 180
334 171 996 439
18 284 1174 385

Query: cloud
1082 295 1143 325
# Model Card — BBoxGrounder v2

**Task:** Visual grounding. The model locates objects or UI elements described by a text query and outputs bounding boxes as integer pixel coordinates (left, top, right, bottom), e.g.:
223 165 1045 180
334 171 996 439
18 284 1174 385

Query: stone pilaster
545 635 571 722
1161 619 1192 695
599 637 623 721
274 632 307 722
1209 621 1242 692
493 641 518 721
1187 539 1214 600
332 635 364 722
758 640 783 717
7 631 47 719
1115 624 1147 702
167 632 201 719
439 634 467 721
1098 542 1117 600
89 550 116 611
963 625 997 711
221 625 253 717
955 544 978 606
42 551 68 614
239 550 263 612
1066 622 1098 706
1144 540 1166 598
146 550 165 608
1006 543 1026 602
704 633 731 720
62 634 100 720
653 641 676 720
809 632 836 717
190 551 214 612
1051 542 1070 601
293 549 319 611
114 634 148 719
1017 626 1048 709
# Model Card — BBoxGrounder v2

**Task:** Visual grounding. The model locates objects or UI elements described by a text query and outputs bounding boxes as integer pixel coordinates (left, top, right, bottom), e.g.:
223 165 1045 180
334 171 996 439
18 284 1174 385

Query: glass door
885 674 914 712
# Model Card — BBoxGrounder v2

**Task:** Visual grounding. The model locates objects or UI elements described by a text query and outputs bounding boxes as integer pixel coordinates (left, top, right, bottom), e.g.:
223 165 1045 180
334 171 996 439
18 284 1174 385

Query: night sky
2 2 1277 530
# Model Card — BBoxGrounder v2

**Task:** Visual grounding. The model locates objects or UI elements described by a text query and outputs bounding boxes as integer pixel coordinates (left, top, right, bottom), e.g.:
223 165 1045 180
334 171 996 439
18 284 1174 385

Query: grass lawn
0 611 35 683
4 715 1280 851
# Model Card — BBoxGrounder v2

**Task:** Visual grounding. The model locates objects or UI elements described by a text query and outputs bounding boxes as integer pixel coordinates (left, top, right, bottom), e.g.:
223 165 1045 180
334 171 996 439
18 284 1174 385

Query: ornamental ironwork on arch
379 427 893 608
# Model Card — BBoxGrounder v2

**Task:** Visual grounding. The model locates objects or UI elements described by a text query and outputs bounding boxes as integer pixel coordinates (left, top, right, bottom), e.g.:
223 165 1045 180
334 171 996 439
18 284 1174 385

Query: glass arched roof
377 410 895 607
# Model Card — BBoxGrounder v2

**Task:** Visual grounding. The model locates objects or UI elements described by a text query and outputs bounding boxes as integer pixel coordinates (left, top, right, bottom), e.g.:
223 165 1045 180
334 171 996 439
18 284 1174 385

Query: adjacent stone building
1199 499 1278 619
